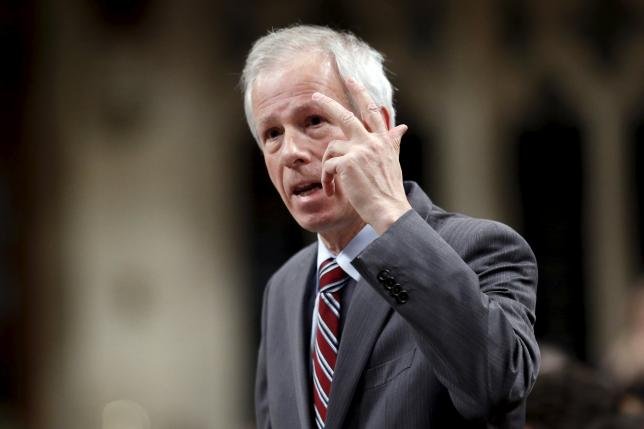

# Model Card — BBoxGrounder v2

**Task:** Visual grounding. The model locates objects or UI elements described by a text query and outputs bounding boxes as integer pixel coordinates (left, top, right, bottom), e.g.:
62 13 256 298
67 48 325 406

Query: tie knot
318 258 349 293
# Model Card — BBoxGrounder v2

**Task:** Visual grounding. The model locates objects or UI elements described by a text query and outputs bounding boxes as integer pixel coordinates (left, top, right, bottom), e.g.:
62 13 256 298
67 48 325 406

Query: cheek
328 126 349 144
314 128 344 155
264 158 283 190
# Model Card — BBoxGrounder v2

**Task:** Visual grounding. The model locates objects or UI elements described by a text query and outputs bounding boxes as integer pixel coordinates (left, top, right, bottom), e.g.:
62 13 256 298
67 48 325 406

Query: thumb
389 124 408 152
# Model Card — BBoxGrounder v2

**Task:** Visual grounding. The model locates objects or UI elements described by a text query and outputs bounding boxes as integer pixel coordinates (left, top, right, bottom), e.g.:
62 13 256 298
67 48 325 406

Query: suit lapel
324 277 392 428
285 245 316 429
279 182 430 428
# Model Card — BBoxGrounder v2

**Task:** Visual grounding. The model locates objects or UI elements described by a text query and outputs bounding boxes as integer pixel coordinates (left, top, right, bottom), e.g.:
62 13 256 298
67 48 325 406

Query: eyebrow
256 101 319 131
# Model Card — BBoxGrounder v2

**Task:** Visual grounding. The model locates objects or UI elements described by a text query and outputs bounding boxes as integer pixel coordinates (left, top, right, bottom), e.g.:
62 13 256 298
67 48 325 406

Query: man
241 25 539 428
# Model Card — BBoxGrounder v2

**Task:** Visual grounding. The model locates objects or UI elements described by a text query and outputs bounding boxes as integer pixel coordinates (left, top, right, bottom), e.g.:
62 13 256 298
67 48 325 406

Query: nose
280 128 310 168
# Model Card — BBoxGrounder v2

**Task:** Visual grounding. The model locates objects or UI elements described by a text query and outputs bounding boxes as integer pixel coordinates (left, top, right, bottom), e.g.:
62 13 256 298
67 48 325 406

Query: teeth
301 187 318 196
295 184 321 196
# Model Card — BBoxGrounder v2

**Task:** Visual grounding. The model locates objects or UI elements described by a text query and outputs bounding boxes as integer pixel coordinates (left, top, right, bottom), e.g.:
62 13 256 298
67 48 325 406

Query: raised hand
312 78 411 235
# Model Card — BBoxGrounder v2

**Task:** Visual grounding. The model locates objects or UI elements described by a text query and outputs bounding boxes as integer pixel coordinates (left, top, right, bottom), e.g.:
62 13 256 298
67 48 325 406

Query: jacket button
377 269 392 282
384 277 396 288
397 291 409 304
391 284 402 296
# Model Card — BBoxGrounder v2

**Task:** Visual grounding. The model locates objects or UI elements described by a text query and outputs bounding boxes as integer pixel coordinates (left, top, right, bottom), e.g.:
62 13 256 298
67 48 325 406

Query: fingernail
312 92 323 101
346 77 356 86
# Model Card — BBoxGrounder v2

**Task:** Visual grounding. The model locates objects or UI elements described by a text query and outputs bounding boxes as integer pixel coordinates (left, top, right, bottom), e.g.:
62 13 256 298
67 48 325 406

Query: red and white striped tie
312 258 349 429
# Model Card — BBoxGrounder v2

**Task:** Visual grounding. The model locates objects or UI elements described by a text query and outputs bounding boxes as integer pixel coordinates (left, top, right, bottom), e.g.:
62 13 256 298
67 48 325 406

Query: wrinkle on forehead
254 82 327 112
255 94 319 131
251 53 351 126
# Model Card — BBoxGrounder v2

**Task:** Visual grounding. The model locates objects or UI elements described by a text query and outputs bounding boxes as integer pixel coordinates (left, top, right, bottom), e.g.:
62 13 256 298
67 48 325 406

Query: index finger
345 78 388 134
312 92 366 138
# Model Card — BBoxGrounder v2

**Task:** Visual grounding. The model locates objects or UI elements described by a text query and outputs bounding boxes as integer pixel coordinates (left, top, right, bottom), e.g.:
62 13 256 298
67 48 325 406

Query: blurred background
1 0 644 428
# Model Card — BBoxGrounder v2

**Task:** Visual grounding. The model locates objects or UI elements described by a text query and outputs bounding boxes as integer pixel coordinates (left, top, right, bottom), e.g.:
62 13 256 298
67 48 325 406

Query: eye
306 115 324 127
264 127 283 141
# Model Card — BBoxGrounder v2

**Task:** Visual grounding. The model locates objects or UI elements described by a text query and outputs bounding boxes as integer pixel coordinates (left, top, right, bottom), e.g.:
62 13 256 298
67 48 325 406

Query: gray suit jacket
255 181 539 428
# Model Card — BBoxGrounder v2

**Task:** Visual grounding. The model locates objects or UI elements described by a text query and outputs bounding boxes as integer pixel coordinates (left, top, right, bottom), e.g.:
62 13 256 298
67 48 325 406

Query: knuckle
350 154 364 167
369 136 383 147
327 140 342 154
375 131 388 140
340 111 355 124
354 143 368 155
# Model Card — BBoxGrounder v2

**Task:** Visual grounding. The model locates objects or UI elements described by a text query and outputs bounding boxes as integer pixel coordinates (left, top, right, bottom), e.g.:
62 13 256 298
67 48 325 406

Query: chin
294 217 332 234
291 210 339 234
294 211 360 237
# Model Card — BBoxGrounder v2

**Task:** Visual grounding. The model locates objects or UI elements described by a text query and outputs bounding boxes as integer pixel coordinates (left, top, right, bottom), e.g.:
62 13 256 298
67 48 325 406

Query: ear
380 107 392 130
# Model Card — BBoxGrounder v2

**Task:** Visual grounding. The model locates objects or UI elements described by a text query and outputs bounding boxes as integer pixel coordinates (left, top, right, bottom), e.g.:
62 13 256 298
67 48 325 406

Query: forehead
251 53 348 126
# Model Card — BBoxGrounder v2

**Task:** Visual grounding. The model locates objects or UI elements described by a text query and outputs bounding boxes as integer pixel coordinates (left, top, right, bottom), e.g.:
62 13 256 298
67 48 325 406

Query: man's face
251 53 362 235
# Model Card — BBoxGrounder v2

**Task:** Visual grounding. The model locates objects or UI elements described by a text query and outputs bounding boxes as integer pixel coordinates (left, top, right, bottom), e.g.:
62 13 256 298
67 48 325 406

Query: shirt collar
316 224 379 282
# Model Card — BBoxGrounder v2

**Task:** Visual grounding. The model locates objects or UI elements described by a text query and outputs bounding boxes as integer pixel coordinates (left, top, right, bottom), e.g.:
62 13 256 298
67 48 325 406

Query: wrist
370 202 412 235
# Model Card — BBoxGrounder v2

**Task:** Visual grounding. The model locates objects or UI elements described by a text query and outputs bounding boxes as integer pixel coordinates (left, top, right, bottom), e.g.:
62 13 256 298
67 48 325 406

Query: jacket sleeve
255 279 272 429
351 209 540 420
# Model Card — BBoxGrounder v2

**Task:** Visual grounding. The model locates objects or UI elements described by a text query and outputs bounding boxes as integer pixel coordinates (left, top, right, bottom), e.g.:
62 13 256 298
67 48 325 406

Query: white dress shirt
311 224 380 348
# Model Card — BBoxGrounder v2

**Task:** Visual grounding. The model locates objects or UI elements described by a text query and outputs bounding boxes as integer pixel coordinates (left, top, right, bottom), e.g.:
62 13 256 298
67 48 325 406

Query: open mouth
292 182 322 197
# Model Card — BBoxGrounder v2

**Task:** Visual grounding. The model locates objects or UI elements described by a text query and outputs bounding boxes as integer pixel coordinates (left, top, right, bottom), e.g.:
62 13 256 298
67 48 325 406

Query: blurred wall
1 0 644 428
23 0 249 428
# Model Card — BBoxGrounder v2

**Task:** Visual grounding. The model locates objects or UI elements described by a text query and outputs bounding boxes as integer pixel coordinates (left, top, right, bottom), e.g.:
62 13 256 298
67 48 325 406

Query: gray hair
240 25 396 142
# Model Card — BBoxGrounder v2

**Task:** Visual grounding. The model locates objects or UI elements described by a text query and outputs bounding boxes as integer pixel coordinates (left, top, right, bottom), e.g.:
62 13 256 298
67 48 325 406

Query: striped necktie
312 258 349 429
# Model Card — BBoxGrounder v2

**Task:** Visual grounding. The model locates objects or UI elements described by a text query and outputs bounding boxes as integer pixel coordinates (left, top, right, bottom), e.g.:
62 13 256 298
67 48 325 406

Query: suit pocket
362 348 416 390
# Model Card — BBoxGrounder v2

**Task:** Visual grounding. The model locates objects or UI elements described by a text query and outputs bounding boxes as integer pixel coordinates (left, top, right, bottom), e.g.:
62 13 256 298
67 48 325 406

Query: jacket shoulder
428 205 535 260
265 242 317 288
